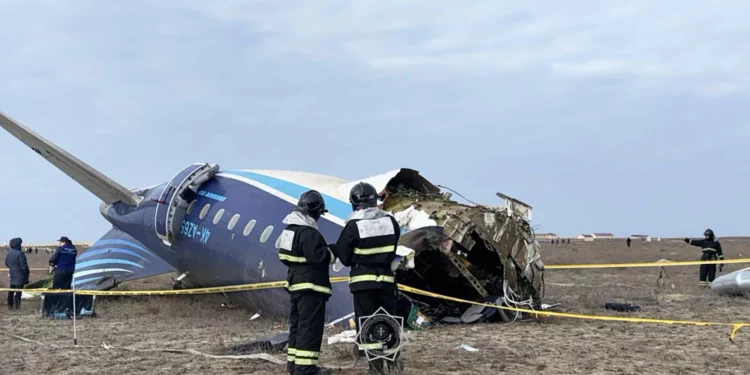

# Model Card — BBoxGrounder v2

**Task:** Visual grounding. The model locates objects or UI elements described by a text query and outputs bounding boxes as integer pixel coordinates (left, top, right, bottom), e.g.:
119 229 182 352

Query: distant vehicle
0 112 544 324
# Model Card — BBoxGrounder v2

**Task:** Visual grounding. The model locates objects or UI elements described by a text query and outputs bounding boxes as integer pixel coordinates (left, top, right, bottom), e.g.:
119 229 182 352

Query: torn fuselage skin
380 172 544 323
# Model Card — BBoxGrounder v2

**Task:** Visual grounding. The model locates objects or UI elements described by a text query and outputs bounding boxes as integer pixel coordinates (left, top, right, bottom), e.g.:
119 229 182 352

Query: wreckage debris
459 296 509 323
223 332 289 355
604 302 641 312
327 330 357 345
711 269 750 297
379 175 544 324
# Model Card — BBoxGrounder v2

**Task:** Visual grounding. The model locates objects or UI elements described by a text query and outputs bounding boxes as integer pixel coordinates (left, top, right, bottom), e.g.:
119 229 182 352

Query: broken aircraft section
368 169 545 325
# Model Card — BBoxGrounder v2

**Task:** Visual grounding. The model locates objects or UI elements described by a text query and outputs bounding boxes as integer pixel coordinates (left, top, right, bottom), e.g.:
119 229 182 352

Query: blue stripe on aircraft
78 248 151 263
90 239 150 253
73 276 102 286
223 170 352 220
73 268 133 279
75 258 145 270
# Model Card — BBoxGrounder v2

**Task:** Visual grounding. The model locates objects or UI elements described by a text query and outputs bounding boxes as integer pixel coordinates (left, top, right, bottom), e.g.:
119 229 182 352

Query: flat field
2 238 750 374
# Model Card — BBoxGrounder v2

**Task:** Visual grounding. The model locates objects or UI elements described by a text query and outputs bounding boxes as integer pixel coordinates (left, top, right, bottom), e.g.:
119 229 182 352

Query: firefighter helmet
295 190 327 220
349 182 379 209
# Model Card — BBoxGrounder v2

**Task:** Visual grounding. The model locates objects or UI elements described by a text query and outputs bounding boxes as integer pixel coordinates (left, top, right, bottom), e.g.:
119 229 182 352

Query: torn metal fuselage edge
377 169 544 323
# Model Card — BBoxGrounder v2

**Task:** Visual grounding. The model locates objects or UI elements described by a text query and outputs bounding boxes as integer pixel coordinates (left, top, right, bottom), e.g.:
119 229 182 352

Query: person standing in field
5 237 29 310
683 229 724 287
49 236 77 289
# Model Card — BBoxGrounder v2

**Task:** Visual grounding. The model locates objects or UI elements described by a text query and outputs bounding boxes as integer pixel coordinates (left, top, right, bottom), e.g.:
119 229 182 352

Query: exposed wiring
501 279 536 325
528 224 537 243
435 185 486 208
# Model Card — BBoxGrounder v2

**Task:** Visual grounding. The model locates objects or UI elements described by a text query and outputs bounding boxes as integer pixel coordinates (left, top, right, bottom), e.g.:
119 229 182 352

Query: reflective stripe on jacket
278 212 333 296
332 208 400 292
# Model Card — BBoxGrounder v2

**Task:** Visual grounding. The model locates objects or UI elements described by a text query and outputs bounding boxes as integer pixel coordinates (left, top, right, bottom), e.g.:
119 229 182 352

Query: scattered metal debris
223 331 289 355
454 344 479 352
604 302 641 312
711 269 750 297
172 272 190 289
326 313 355 328
327 330 357 345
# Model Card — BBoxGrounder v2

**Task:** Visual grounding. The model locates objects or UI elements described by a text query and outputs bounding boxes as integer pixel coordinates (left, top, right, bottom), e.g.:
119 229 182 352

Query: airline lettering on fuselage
198 190 227 202
180 220 212 244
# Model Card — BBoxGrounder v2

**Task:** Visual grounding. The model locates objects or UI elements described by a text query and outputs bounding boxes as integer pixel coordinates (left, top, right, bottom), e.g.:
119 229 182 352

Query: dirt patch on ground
3 239 750 374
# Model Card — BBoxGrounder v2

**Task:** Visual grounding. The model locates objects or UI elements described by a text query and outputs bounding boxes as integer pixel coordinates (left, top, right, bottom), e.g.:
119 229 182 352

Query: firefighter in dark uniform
331 182 404 374
684 228 724 287
278 190 334 375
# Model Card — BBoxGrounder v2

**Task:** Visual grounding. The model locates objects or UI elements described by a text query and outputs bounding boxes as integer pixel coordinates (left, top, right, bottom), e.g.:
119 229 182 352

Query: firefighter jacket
686 238 724 260
278 211 334 296
332 207 400 292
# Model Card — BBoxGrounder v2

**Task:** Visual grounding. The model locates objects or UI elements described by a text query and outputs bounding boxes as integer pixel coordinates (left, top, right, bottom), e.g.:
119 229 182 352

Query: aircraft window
186 200 197 215
243 220 257 236
274 234 282 249
228 214 240 230
199 203 211 219
213 208 225 225
260 225 274 243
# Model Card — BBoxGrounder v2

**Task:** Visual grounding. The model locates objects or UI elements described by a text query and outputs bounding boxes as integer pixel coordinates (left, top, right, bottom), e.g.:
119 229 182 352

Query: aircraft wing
0 111 141 205
73 227 178 290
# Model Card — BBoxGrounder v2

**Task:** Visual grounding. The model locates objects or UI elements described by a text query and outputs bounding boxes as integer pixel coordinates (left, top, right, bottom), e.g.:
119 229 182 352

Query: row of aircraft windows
186 200 277 245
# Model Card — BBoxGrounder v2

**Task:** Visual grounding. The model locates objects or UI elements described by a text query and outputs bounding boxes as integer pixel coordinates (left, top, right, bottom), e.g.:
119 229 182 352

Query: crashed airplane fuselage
0 112 544 325
385 178 544 323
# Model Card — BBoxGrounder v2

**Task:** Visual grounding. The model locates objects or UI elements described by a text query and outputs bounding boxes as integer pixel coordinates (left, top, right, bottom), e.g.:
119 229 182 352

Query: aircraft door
154 163 220 245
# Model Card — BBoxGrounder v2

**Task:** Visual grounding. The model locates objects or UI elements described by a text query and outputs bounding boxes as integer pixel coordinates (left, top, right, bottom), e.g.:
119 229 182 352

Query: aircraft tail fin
73 227 178 290
0 112 141 205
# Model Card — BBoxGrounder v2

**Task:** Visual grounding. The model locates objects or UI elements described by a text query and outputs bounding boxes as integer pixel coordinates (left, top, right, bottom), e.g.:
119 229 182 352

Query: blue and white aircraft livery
0 111 544 324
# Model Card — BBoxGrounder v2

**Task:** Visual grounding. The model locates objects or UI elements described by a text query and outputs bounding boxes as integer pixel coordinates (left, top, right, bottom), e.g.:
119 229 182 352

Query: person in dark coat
5 237 30 310
49 236 77 289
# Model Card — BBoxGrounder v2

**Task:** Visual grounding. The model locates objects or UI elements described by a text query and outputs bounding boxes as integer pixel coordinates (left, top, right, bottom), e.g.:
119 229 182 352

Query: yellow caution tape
545 258 750 269
4 258 748 274
0 277 352 295
396 284 748 341
1 275 746 340
2 258 748 293
0 281 283 295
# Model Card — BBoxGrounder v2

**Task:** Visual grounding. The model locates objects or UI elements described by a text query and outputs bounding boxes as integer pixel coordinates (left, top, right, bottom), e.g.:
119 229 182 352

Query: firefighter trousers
353 288 398 334
287 292 327 375
353 288 402 373
699 253 717 286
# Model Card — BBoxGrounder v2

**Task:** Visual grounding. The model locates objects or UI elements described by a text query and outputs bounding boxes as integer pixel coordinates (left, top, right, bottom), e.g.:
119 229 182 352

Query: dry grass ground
3 239 750 374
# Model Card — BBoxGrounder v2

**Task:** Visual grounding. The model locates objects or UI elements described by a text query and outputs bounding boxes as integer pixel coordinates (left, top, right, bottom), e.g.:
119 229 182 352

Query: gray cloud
0 1 748 240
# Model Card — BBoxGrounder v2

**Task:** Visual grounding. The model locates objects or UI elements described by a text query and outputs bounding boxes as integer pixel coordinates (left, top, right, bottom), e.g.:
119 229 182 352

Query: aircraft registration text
180 220 212 243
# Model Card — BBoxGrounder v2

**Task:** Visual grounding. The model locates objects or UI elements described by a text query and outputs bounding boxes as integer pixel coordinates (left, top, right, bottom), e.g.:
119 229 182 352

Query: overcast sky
1 1 748 243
